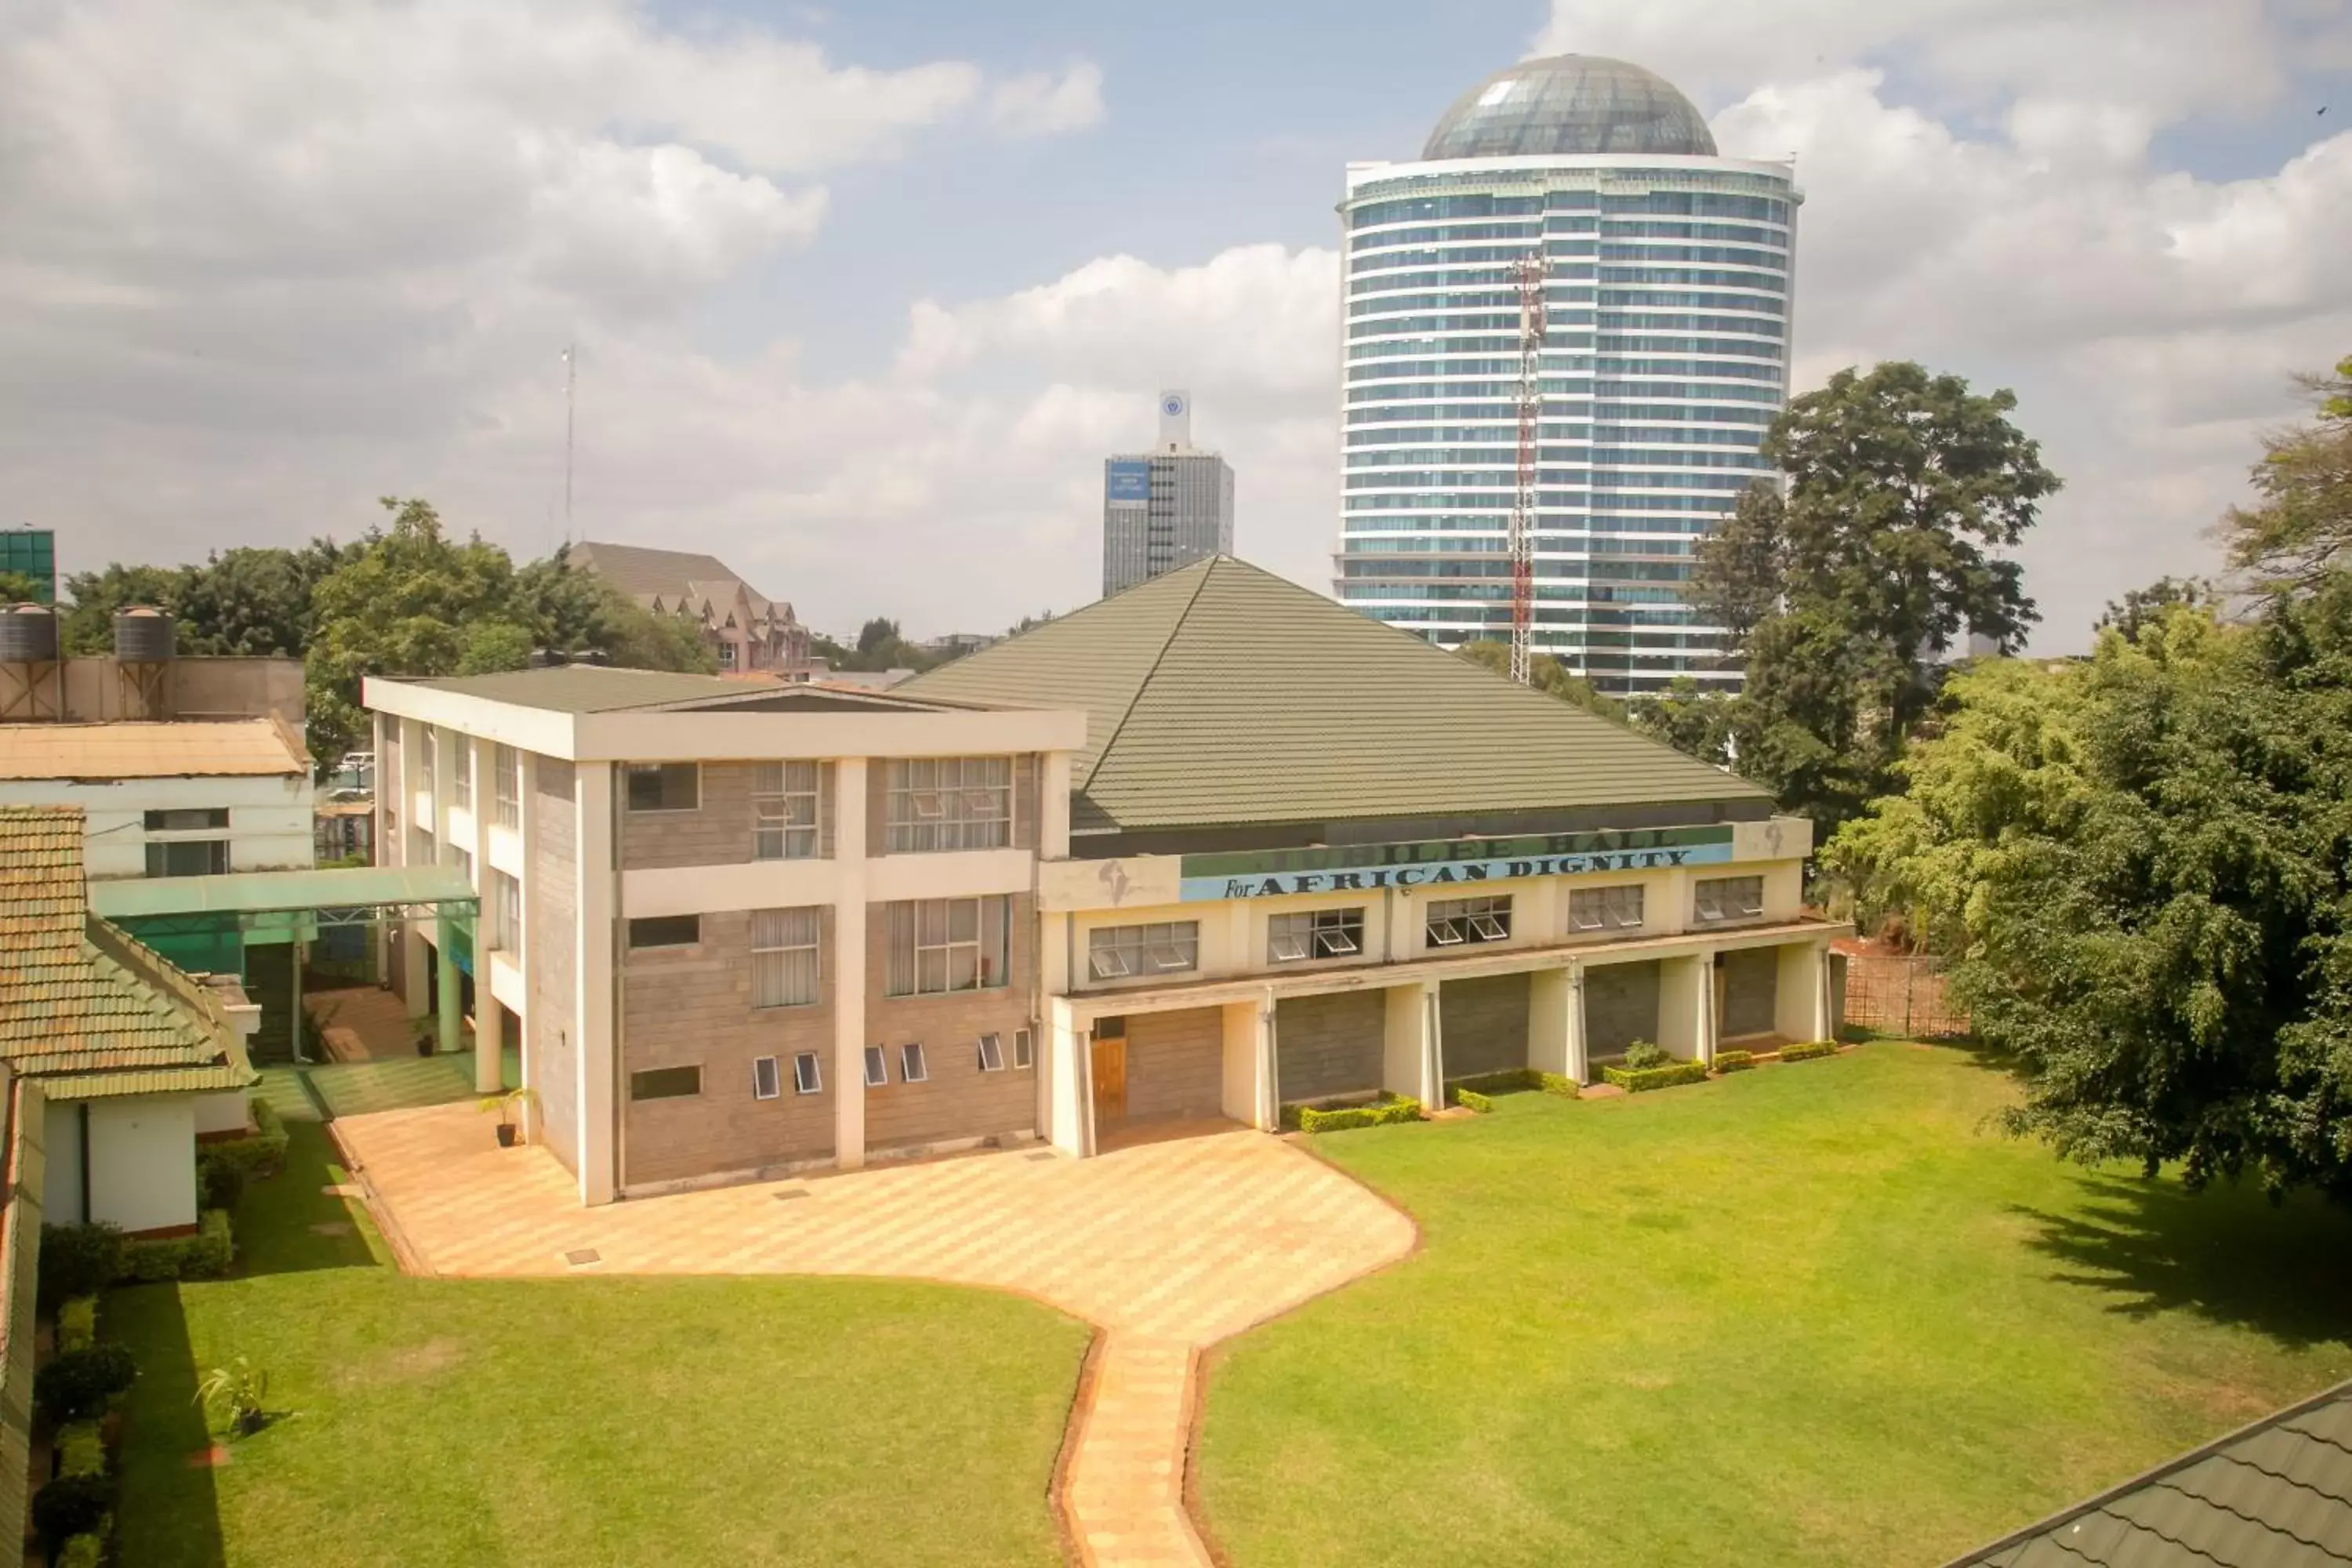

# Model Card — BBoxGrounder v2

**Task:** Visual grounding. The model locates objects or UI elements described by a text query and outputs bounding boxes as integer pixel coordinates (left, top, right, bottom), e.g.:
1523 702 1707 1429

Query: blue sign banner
1176 830 1736 902
1105 459 1150 505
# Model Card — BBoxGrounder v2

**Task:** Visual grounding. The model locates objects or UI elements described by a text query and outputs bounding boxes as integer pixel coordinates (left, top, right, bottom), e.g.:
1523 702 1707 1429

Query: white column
1044 996 1091 1156
516 753 539 1142
1039 751 1073 858
1382 978 1440 1108
1567 963 1589 1083
395 718 429 1012
475 989 505 1094
832 757 869 1171
1814 942 1835 1042
1218 993 1278 1131
1528 967 1571 1077
1657 953 1704 1063
574 762 617 1206
1696 952 1719 1066
469 736 499 1094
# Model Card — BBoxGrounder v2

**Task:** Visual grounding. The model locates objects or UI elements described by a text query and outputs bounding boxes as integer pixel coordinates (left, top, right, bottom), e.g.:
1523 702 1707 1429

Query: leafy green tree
60 563 191 653
1453 638 1626 721
2096 575 2216 641
0 571 42 604
1826 578 2352 1202
509 547 713 673
1641 361 2061 833
2220 354 2352 597
172 541 361 655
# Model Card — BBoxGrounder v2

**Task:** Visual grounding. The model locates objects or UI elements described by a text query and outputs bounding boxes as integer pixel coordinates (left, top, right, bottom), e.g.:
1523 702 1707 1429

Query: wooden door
1091 1033 1128 1124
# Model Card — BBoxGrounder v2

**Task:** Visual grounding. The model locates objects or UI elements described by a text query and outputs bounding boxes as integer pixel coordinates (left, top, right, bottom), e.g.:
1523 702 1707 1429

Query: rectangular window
143 808 229 832
1569 884 1645 934
489 869 522 953
793 1052 822 1094
1425 895 1512 947
626 762 699 812
1267 908 1365 964
419 728 434 799
884 757 1013 852
452 739 473 810
1693 875 1766 925
1014 1027 1034 1069
899 1042 928 1083
1087 921 1200 981
626 913 701 949
977 1033 1004 1073
144 839 228 877
752 760 822 860
494 744 521 829
884 897 1011 996
863 1044 889 1088
1093 1014 1127 1041
750 906 820 1008
752 1055 782 1100
629 1065 701 1102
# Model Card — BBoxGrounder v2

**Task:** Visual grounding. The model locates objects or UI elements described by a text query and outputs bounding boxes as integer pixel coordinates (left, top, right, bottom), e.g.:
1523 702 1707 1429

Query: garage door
1439 973 1529 1079
1722 949 1779 1040
1585 960 1661 1056
1276 991 1385 1105
1124 1007 1225 1121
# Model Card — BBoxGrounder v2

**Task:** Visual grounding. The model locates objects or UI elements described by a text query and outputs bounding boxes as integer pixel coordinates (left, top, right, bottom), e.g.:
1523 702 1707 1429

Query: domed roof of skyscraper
1422 54 1718 160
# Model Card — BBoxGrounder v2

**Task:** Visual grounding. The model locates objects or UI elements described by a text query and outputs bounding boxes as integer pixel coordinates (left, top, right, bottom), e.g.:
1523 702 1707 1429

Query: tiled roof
0 804 254 1098
900 556 1769 834
0 717 308 781
568 541 797 625
1951 1377 2352 1566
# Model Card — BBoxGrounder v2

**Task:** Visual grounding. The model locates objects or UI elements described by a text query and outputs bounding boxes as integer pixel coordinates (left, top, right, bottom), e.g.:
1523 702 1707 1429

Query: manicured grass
111 1114 1089 1567
1198 1043 2352 1567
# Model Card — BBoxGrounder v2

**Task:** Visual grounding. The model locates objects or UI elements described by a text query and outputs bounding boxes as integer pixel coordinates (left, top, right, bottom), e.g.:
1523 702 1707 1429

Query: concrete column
574 762 617 1206
1657 953 1706 1063
1816 942 1835 1041
832 757 869 1171
1530 966 1584 1080
1382 978 1440 1108
1775 939 1832 1044
1218 995 1277 1131
1043 996 1092 1156
468 734 500 1096
516 752 539 1142
1697 952 1720 1066
1039 751 1072 858
397 719 430 1015
475 989 505 1094
434 926 460 1058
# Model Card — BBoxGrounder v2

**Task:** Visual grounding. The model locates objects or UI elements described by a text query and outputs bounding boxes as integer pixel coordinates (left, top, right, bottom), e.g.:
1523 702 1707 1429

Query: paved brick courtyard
332 1102 1416 1567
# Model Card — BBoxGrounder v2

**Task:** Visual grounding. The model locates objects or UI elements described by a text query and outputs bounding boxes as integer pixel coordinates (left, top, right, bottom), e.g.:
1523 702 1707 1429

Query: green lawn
1197 1043 2352 1567
110 1108 1090 1568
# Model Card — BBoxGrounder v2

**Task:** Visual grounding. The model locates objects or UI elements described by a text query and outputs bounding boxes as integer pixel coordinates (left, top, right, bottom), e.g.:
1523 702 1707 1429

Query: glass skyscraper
1336 54 1798 694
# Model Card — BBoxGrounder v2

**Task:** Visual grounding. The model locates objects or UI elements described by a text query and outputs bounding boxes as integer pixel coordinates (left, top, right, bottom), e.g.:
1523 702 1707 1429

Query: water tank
114 605 176 662
0 603 59 662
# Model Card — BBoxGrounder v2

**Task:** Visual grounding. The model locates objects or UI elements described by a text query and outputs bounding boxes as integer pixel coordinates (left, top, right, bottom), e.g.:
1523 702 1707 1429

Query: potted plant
413 1026 436 1058
477 1086 538 1148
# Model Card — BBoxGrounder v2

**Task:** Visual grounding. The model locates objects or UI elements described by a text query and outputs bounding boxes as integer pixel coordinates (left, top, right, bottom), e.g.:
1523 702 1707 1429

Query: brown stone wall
619 762 752 870
1586 960 1661 1056
619 906 838 1186
862 893 1036 1152
1441 972 1531 1079
1275 990 1385 1103
528 760 579 1174
1123 1006 1223 1121
1722 947 1779 1039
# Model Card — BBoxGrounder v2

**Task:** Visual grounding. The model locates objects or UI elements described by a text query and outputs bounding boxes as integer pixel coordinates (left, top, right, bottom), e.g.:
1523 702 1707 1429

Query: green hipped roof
901 557 1769 835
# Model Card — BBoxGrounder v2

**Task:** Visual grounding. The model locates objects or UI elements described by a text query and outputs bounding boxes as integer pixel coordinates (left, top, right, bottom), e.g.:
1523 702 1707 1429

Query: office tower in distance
1102 390 1236 597
1336 54 1800 695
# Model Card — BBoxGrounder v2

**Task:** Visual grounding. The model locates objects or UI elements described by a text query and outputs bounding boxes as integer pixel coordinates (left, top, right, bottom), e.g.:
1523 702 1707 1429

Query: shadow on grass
2015 1172 2352 1348
110 1280 227 1568
232 1120 386 1279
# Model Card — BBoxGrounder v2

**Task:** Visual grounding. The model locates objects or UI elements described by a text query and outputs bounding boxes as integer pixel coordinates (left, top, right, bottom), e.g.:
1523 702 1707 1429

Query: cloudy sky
2 0 2347 650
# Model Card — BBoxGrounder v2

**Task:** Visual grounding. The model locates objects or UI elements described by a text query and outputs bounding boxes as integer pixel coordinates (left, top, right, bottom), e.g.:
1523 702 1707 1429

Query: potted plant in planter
413 1026 436 1058
477 1087 538 1148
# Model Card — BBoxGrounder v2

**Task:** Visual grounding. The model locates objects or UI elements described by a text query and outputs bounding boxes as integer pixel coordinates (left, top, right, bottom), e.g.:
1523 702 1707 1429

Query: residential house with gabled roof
568 541 813 676
0 804 258 1236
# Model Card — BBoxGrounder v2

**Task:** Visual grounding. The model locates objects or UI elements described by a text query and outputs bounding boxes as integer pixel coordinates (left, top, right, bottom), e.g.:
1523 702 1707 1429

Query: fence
1838 946 1972 1040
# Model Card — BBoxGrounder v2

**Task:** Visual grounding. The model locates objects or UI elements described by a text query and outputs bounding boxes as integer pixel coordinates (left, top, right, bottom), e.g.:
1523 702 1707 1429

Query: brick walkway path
333 1102 1415 1566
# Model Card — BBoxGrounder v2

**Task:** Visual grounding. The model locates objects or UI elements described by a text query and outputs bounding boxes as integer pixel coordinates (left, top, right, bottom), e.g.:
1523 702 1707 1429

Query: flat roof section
0 716 308 781
87 863 478 921
401 666 1006 717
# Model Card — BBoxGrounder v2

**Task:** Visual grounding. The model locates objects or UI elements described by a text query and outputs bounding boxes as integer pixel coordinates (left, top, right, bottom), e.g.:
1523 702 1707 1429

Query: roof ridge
1078 557 1222 793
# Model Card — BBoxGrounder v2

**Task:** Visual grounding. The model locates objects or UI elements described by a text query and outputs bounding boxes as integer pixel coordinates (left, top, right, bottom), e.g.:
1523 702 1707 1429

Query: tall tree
1642 361 2060 833
172 541 361 655
2220 354 2352 597
60 563 191 653
510 546 714 672
2097 575 2217 642
1453 638 1626 721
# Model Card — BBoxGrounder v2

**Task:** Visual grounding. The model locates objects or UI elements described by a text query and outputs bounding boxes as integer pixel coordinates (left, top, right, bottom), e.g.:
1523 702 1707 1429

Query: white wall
0 774 313 880
192 1091 249 1138
43 1096 199 1235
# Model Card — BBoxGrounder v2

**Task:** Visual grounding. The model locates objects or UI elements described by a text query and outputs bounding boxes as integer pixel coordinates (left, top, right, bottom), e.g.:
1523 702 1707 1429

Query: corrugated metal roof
0 804 256 1097
88 862 475 920
900 556 1769 833
1951 1378 2352 1566
0 717 307 781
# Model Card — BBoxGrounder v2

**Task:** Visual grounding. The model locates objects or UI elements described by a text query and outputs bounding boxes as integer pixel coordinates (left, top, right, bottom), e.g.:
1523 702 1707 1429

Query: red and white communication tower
1508 250 1548 685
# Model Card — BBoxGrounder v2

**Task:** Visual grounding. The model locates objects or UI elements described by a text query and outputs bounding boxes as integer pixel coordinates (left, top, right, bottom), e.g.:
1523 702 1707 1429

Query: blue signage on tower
1105 459 1150 506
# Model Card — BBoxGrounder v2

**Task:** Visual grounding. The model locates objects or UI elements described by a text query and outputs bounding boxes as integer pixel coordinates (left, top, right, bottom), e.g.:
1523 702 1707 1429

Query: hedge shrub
1621 1040 1672 1070
56 1533 105 1568
1600 1060 1711 1094
38 1226 124 1312
36 1345 136 1424
199 1097 289 1182
1451 1087 1495 1114
121 1209 234 1283
56 1421 104 1481
1780 1039 1840 1062
197 1153 247 1213
1713 1050 1755 1073
1446 1068 1582 1100
31 1475 108 1551
1295 1097 1422 1134
56 1295 97 1356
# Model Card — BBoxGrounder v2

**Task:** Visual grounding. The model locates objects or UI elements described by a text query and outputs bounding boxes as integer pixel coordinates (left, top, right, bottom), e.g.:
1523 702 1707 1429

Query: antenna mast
1508 251 1547 685
562 343 577 542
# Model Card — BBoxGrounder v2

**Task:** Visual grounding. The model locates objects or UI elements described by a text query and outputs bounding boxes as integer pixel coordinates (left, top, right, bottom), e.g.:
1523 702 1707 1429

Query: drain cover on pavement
563 1248 601 1267
1025 1151 1058 1163
773 1189 809 1202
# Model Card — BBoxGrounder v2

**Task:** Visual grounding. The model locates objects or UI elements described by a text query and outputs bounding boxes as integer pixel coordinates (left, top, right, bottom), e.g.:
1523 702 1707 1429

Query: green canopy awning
89 865 479 931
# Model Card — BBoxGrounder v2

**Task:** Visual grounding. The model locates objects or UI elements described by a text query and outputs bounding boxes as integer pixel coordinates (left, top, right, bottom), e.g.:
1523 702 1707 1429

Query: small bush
198 1153 248 1213
1451 1087 1495 1114
1621 1040 1671 1070
36 1345 136 1424
1713 1050 1755 1073
56 1421 104 1480
56 1533 106 1568
1535 1072 1581 1098
56 1295 98 1356
1296 1097 1422 1134
1600 1060 1711 1094
199 1097 289 1182
121 1209 234 1283
1780 1039 1840 1062
31 1475 109 1550
38 1225 124 1311
198 1356 272 1439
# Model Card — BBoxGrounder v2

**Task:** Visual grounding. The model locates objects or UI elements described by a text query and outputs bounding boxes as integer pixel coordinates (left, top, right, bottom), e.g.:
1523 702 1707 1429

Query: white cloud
988 63 1109 139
